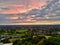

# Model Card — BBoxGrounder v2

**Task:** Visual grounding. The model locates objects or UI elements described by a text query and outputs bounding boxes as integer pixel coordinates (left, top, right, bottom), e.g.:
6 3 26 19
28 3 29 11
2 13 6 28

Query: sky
0 0 60 25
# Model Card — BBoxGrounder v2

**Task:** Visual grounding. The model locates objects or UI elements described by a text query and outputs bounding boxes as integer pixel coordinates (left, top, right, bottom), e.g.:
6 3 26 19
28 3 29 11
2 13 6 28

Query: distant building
0 43 13 45
3 43 13 45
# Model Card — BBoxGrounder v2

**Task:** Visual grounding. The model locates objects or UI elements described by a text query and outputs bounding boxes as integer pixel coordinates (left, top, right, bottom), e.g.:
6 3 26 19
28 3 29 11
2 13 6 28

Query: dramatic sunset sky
0 0 60 25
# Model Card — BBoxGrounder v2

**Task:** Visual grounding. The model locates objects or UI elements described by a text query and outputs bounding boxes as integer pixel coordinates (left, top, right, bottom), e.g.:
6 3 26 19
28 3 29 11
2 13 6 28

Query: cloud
0 0 47 14
0 0 60 25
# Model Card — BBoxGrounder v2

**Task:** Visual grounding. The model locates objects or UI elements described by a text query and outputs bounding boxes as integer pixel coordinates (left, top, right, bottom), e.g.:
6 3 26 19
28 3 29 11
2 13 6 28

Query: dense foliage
0 28 60 45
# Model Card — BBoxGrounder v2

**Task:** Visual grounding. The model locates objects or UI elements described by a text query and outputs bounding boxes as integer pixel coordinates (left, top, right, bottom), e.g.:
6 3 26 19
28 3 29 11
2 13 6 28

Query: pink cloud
28 0 47 9
0 0 47 14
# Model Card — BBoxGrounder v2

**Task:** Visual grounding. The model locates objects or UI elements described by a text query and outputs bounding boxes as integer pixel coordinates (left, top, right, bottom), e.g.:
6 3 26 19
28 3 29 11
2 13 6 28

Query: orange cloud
6 16 19 20
13 21 60 25
1 20 60 25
